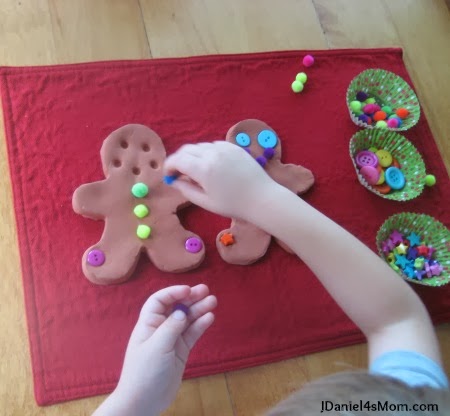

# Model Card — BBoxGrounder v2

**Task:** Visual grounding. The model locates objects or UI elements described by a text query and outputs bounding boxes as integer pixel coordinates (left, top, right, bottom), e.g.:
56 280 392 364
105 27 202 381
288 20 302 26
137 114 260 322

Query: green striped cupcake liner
376 213 450 286
347 69 420 131
349 129 431 201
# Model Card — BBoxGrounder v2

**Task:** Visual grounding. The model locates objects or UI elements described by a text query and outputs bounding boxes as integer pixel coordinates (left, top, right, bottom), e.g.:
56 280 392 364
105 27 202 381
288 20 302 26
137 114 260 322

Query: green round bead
381 105 393 115
296 72 307 83
131 182 149 198
136 224 151 239
291 80 304 93
134 204 149 218
365 97 376 104
425 174 436 186
350 100 362 112
376 120 388 128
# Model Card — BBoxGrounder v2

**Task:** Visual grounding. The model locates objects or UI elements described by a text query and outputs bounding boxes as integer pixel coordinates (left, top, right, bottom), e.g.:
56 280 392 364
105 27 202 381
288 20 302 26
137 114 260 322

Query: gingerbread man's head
101 124 166 185
225 119 282 168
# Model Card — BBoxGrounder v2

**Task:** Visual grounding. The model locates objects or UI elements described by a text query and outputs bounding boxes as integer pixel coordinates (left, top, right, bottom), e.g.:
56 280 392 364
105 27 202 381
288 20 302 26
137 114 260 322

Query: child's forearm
247 184 440 363
93 391 158 416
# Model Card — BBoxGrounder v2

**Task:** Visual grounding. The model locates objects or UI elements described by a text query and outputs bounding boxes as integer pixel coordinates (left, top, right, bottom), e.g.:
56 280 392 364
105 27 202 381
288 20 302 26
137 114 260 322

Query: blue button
235 132 251 147
257 130 278 148
385 167 405 190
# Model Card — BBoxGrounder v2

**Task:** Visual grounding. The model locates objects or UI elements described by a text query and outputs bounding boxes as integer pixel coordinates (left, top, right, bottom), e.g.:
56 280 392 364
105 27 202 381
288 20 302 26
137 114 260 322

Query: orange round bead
396 108 409 119
373 111 387 121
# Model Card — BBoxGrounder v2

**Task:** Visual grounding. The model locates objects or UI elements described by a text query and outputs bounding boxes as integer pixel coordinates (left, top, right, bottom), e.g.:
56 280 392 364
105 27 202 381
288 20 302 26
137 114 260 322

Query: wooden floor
1 1 449 415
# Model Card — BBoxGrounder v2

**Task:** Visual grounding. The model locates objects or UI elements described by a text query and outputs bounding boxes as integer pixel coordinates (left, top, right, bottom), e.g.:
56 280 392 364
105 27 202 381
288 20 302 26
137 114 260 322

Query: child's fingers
149 308 190 353
187 295 217 322
139 285 191 318
170 179 210 208
182 312 215 350
163 153 204 182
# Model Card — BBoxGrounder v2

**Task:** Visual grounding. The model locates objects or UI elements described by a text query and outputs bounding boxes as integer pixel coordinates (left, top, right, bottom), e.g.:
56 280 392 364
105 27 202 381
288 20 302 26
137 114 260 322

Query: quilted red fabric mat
1 48 449 405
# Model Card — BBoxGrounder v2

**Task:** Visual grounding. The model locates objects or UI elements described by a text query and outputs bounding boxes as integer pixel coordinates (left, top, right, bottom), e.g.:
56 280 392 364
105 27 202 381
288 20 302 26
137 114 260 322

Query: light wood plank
312 0 400 47
226 358 309 416
304 344 368 380
139 0 328 57
47 0 151 63
164 376 234 416
0 0 57 65
382 0 450 173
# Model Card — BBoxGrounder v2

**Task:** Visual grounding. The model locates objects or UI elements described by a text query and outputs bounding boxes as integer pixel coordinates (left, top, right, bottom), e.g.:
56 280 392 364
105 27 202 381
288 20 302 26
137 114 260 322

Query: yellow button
376 169 385 185
376 149 393 168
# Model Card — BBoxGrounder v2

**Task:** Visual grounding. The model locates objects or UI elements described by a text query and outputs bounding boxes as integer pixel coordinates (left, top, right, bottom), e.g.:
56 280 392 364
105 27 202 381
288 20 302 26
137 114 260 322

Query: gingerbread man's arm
266 160 314 195
72 179 111 220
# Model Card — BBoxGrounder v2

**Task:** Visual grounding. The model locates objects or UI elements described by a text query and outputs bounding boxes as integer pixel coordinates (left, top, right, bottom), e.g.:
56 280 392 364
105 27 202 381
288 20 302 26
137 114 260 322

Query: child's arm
165 142 441 365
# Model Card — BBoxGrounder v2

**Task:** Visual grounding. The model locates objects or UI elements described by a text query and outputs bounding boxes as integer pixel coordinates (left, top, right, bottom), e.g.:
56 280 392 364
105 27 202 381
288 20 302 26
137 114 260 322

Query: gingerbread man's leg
146 215 205 273
82 220 142 285
216 219 271 265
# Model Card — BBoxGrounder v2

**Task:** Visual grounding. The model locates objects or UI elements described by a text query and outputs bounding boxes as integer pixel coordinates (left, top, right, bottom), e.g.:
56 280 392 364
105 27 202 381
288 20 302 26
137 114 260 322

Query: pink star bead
389 230 404 245
381 240 394 254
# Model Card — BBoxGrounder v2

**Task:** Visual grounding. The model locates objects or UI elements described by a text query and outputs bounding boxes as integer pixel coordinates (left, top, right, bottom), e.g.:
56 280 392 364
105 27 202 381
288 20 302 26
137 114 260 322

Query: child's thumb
150 309 188 352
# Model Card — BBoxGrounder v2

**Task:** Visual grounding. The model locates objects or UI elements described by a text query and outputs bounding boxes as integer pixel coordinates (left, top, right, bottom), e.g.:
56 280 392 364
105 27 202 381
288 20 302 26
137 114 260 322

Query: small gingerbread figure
73 124 205 285
216 119 314 265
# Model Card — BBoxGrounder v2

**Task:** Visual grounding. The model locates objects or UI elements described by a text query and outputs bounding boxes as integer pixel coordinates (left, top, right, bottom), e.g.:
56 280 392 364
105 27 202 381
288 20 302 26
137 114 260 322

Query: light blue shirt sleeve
370 350 449 389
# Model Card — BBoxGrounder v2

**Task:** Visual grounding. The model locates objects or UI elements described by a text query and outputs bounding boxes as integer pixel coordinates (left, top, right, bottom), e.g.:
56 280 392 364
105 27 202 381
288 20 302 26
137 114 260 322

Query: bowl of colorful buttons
349 129 436 201
377 213 450 286
346 69 420 131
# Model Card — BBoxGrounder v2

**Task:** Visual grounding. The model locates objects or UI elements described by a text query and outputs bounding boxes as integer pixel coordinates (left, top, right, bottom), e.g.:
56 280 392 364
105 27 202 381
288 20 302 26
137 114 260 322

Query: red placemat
1 48 449 405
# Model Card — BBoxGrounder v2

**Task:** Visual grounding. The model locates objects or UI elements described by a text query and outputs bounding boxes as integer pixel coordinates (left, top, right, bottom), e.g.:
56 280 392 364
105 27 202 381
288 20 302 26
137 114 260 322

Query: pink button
360 165 380 185
355 150 378 168
185 237 203 254
87 249 105 267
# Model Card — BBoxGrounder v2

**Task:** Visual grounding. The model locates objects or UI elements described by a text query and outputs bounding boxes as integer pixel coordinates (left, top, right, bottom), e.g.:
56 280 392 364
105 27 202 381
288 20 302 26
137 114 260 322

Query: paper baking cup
347 69 420 131
376 213 450 287
349 129 428 201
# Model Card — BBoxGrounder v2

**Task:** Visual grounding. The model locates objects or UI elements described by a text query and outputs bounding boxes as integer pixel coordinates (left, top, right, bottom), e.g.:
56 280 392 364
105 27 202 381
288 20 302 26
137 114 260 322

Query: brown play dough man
216 119 314 265
73 124 205 285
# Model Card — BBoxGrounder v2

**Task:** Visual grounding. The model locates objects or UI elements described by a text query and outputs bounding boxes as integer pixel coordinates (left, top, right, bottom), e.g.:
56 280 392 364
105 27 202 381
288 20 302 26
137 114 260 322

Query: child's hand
164 141 277 220
98 284 217 416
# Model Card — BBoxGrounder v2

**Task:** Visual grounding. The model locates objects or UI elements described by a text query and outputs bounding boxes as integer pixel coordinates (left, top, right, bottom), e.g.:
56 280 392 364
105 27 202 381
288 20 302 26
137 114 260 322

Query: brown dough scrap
216 119 314 265
73 124 205 285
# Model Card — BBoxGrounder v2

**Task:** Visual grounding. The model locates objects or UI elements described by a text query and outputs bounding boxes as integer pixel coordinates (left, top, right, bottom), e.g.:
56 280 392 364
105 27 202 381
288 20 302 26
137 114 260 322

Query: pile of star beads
381 230 444 280
349 91 409 128
355 147 405 194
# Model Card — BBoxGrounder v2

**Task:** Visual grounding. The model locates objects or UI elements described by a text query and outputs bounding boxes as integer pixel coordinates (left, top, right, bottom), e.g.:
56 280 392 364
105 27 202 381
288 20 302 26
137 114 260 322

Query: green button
136 225 151 239
131 183 149 198
134 204 149 218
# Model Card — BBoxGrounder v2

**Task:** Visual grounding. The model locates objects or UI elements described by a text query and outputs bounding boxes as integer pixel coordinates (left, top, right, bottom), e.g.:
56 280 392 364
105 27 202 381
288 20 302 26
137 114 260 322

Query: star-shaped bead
403 265 415 278
417 245 429 256
427 246 436 259
406 247 418 260
406 232 421 247
389 230 404 245
415 270 426 280
430 264 444 276
381 240 394 254
396 243 408 255
219 232 235 246
395 254 410 269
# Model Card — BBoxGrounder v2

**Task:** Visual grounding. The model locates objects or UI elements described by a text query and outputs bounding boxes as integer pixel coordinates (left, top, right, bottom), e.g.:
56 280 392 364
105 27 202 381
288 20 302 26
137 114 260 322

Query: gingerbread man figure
73 124 205 285
216 119 314 265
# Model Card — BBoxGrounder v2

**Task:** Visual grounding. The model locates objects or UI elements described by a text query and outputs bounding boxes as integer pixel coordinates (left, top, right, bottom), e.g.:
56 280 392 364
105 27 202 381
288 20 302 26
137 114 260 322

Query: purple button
360 165 380 185
185 237 203 254
87 249 105 267
355 150 378 168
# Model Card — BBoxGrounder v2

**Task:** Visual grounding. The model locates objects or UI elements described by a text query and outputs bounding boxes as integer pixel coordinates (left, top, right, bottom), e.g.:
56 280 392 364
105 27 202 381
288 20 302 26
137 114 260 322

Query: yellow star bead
396 243 408 255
